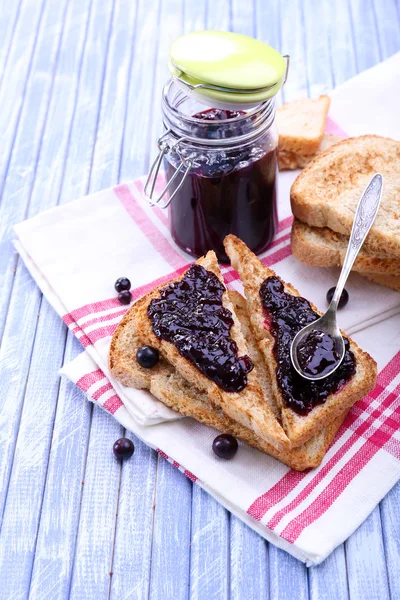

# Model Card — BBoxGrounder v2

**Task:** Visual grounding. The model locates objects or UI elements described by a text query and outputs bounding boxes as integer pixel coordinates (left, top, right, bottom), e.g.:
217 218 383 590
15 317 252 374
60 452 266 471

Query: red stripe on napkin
114 183 188 271
76 369 105 392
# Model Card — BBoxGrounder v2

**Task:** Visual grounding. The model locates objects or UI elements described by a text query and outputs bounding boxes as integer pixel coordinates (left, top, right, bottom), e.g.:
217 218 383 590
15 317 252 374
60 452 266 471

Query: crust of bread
278 135 343 171
276 95 331 155
224 234 377 447
291 219 400 276
110 292 347 471
290 135 400 257
128 251 291 452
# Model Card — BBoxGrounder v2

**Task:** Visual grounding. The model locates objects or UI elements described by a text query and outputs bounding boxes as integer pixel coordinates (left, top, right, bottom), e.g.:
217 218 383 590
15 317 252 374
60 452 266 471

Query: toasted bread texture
129 251 291 452
291 219 400 277
278 135 343 171
224 235 377 448
276 95 330 155
290 135 400 257
110 291 347 470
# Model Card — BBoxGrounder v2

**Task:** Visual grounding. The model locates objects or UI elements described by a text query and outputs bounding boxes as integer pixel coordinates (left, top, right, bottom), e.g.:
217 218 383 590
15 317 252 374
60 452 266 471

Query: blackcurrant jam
148 264 253 392
162 103 278 263
259 276 356 415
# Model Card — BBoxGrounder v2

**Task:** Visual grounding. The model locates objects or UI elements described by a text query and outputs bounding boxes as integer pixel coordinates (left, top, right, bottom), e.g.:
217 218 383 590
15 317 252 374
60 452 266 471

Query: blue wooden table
0 1 399 598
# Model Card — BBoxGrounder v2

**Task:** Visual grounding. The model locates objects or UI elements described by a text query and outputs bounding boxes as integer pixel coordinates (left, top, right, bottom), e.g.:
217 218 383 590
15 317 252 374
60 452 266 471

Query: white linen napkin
13 52 400 564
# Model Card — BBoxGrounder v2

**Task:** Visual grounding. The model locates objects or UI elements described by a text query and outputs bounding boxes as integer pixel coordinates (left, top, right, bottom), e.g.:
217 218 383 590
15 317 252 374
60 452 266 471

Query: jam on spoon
296 329 341 378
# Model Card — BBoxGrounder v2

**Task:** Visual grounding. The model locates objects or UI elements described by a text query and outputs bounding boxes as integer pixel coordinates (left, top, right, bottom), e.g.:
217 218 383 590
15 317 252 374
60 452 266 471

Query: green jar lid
169 31 287 107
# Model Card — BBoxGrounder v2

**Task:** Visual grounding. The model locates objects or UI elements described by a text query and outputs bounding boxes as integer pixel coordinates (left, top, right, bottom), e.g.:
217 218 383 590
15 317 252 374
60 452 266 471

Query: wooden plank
0 299 67 600
28 334 92 600
230 519 269 600
0 271 42 525
0 0 46 200
205 0 230 30
149 459 192 600
323 0 357 86
68 405 123 600
308 547 349 600
190 487 230 600
0 0 54 343
231 0 256 36
347 0 381 72
345 508 390 600
380 482 400 600
0 0 24 85
148 0 184 165
372 0 400 59
301 0 335 97
279 0 310 100
119 0 162 180
109 437 157 600
0 0 71 524
269 545 308 600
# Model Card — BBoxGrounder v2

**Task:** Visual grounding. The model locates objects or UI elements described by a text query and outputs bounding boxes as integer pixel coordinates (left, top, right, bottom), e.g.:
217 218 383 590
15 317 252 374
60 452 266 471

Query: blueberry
115 277 131 293
113 437 134 459
326 287 349 309
136 346 160 368
118 290 132 305
212 434 238 459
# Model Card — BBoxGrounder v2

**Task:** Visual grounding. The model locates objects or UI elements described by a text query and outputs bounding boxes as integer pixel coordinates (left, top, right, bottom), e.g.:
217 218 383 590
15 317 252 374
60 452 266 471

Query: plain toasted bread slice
129 251 291 452
278 135 343 171
291 219 400 276
224 235 377 447
276 95 330 156
290 135 400 258
110 291 347 471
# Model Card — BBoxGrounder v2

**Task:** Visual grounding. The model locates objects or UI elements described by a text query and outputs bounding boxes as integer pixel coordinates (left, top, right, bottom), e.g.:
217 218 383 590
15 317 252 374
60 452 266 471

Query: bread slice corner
224 234 377 448
276 95 330 155
278 134 343 171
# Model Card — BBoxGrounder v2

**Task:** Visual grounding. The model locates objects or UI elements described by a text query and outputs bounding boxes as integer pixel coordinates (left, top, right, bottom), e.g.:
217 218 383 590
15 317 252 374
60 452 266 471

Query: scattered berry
118 290 132 305
212 434 238 460
326 286 349 309
136 346 160 368
115 277 131 293
113 437 134 459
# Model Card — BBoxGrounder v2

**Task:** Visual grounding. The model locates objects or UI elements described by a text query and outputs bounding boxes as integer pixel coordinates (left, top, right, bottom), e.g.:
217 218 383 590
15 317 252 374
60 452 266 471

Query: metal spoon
290 173 383 381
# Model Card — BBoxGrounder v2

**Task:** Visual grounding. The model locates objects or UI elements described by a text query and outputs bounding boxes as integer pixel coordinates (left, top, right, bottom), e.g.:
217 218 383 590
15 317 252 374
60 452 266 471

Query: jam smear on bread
148 264 253 392
259 276 356 414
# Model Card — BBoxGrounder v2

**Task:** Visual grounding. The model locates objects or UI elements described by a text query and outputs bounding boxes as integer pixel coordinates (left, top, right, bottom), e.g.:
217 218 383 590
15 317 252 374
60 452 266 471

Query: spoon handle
331 173 383 310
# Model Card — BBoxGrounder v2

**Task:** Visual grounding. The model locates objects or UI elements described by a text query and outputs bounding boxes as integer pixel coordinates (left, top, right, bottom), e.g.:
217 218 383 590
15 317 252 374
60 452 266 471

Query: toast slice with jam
224 235 377 448
110 289 347 470
128 251 291 452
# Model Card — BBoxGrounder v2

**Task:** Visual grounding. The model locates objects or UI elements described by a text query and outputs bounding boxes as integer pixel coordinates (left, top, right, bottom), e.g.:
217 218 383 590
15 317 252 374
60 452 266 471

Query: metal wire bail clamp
143 129 192 209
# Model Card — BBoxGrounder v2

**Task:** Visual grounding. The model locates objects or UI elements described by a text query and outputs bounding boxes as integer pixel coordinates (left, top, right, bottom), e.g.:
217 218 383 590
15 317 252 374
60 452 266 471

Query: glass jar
149 80 278 263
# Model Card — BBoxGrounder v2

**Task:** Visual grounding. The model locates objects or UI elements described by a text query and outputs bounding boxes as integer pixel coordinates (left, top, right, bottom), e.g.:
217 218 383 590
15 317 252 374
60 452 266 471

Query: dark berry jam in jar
156 82 278 262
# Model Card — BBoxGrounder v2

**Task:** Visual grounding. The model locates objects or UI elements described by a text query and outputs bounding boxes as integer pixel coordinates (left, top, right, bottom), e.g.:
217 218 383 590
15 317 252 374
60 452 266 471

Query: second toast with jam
224 235 377 448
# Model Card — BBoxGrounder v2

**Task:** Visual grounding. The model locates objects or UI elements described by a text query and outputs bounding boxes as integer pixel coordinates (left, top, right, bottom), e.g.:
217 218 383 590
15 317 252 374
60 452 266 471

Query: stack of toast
290 135 400 291
110 237 377 471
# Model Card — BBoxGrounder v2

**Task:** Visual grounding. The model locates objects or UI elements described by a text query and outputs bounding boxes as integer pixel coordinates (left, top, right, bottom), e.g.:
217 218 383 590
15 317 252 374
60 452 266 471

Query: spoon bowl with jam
290 173 383 381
